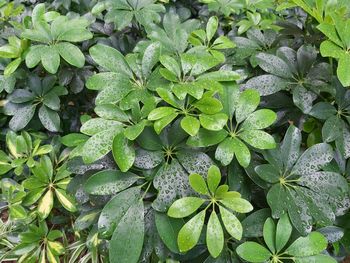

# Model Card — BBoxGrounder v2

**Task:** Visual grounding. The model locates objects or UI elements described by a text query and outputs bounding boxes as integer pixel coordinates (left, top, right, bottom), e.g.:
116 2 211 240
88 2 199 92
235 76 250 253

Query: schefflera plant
81 41 163 171
236 214 336 263
167 165 253 258
255 125 349 235
22 3 92 74
187 85 277 168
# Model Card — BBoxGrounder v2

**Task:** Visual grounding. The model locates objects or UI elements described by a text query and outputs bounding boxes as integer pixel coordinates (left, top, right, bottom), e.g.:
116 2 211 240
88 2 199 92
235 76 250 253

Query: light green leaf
189 173 209 195
199 113 228 131
112 132 135 172
41 46 60 74
206 211 224 258
236 89 260 123
168 197 205 218
285 232 327 257
178 210 205 252
55 188 76 212
207 165 221 194
236 242 272 262
37 189 54 219
56 42 85 68
219 206 243 240
276 213 292 252
240 130 276 149
263 218 276 253
181 116 200 136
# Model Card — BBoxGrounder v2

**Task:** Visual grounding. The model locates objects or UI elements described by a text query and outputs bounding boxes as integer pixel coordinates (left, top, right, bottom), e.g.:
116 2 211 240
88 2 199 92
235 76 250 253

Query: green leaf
98 187 140 236
84 170 138 195
148 107 177 120
181 116 200 136
240 130 276 149
81 127 122 163
255 52 293 78
154 113 178 134
263 218 276 253
236 242 272 262
291 143 333 176
187 129 228 147
241 109 276 130
55 188 76 212
281 125 302 171
37 189 54 219
337 54 350 87
231 137 251 168
189 173 209 195
41 46 60 74
219 206 243 240
236 89 260 123
142 42 160 78
112 133 135 172
276 213 292 252
194 97 223 114
206 211 224 258
110 200 144 263
155 212 183 253
168 197 205 218
4 57 21 76
9 104 36 131
294 255 337 263
89 44 132 77
124 121 146 140
60 133 89 147
199 113 228 131
215 138 235 166
197 70 240 82
319 40 344 59
160 55 180 78
206 16 218 42
322 116 342 142
38 105 60 132
207 165 221 194
255 164 280 183
56 42 85 68
285 232 327 257
178 210 205 252
220 198 253 213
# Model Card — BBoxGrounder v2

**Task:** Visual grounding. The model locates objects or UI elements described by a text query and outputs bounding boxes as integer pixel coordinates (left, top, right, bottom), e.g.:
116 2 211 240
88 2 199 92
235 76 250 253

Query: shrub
0 0 349 262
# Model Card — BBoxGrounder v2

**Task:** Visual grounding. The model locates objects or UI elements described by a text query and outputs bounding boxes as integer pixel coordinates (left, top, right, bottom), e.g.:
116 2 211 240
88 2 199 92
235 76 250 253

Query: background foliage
0 0 350 262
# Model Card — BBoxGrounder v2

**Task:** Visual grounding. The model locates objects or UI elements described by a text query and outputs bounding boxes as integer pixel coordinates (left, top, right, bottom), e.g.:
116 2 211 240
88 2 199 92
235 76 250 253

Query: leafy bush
0 0 350 262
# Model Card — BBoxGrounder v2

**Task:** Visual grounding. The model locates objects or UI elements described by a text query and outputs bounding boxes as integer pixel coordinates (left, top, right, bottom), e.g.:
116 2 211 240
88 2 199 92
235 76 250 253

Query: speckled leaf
38 105 60 132
281 125 302 171
98 187 140 237
255 52 293 78
241 109 276 130
219 206 243 240
9 104 36 131
84 170 138 195
322 116 342 142
215 138 235 166
206 211 224 258
285 232 327 257
168 197 205 218
134 149 163 169
291 143 333 176
199 113 228 131
89 44 132 77
235 89 260 124
177 210 205 252
244 74 287 96
152 160 192 212
80 118 122 136
240 130 276 149
82 127 121 163
177 150 214 177
110 200 144 263
112 132 135 172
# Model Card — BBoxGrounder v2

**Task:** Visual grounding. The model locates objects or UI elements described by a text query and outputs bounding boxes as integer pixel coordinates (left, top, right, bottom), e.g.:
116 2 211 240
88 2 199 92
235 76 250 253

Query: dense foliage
0 0 350 262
